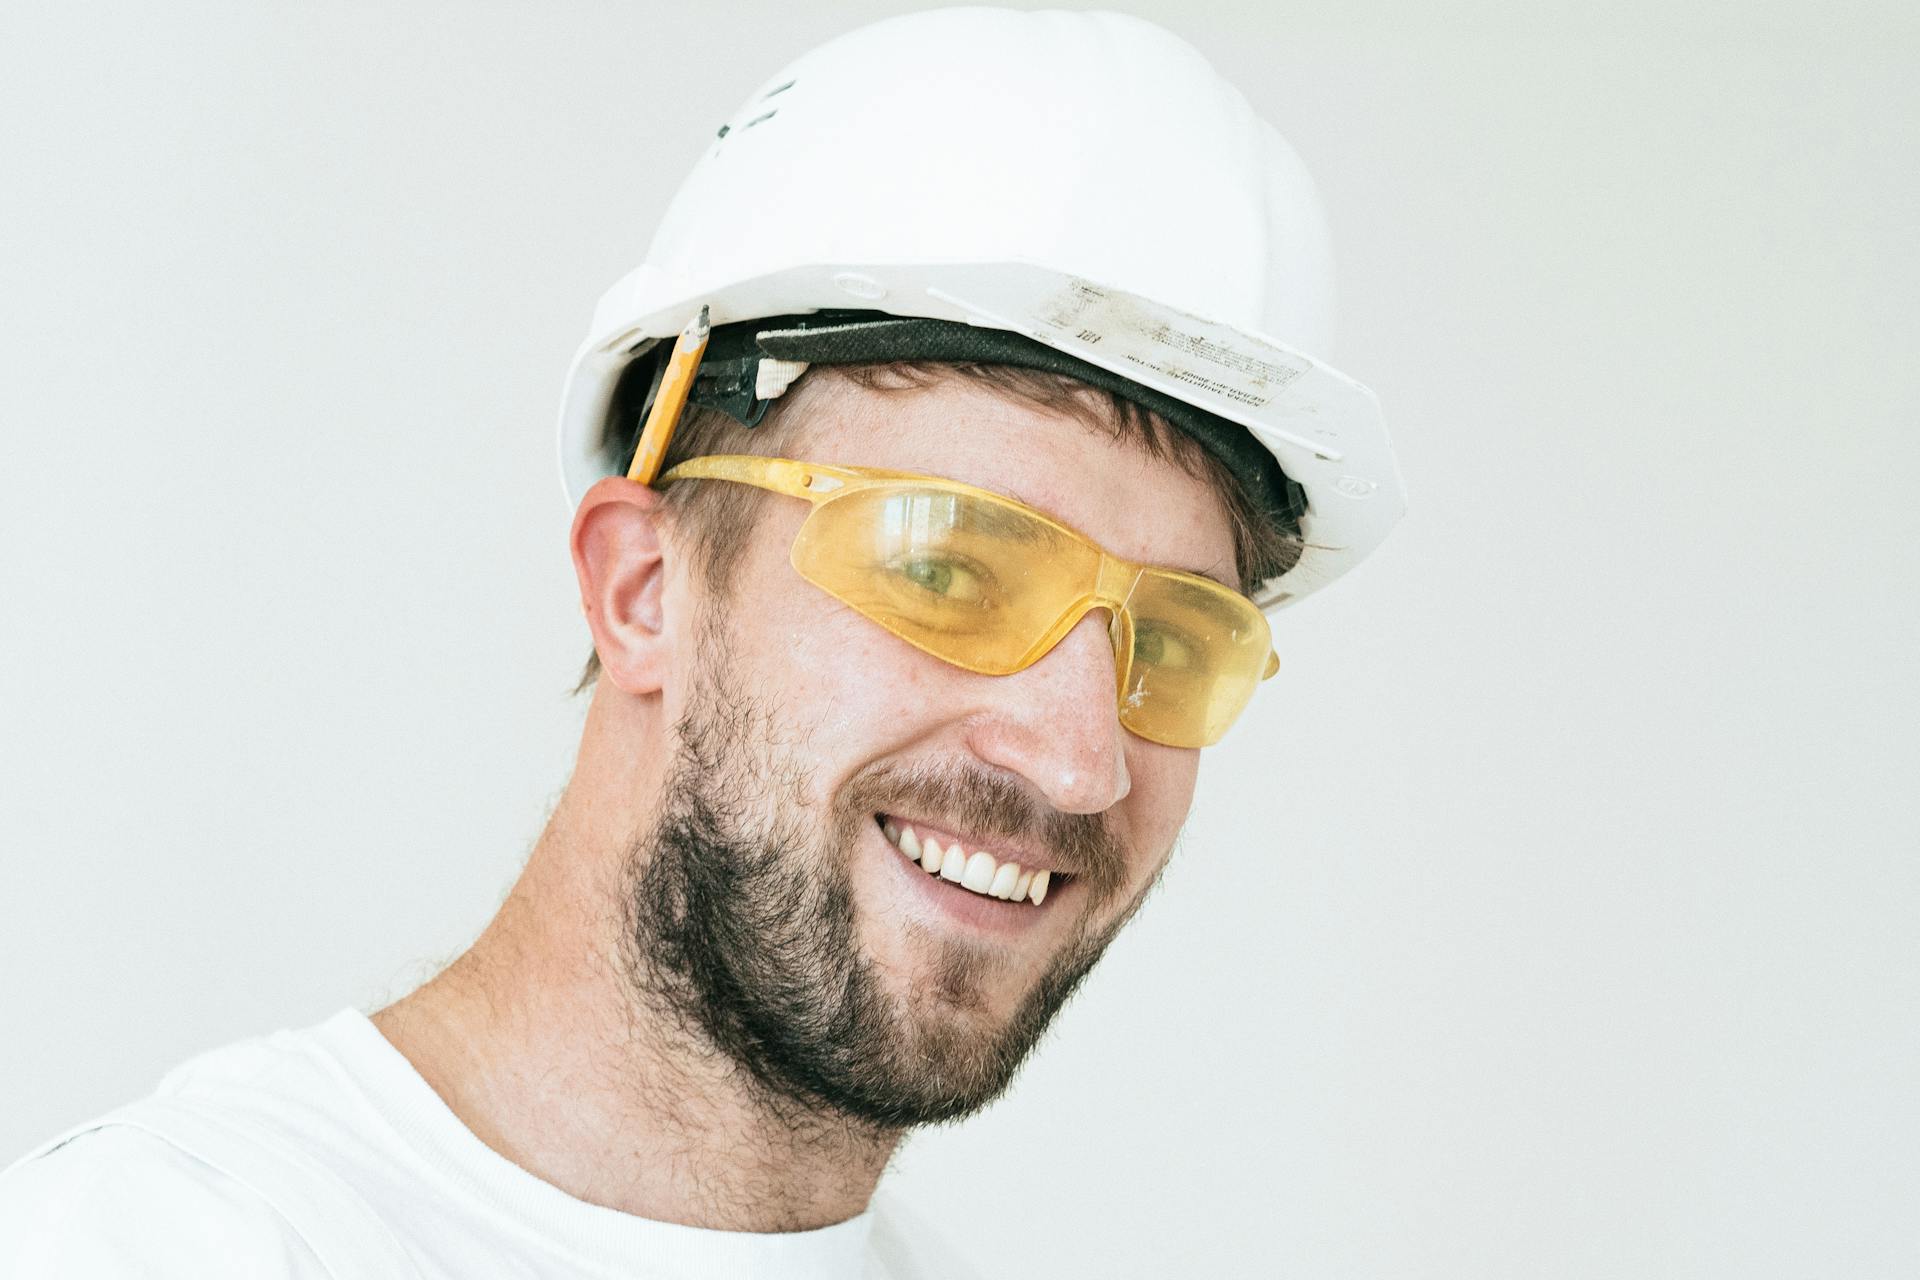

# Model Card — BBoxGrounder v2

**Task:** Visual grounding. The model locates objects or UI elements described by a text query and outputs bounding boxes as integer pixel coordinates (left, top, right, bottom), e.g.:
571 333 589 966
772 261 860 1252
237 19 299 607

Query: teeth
962 851 996 892
882 819 1055 907
988 861 1020 899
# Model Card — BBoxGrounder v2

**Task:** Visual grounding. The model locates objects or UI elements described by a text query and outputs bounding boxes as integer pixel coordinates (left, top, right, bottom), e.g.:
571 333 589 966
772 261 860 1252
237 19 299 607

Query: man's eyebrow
1157 551 1237 591
967 496 1058 542
997 487 1238 589
1184 558 1239 590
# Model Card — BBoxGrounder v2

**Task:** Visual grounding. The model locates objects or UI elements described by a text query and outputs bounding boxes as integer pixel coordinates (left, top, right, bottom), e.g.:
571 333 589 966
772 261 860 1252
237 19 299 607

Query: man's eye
1134 621 1198 669
901 557 953 593
890 554 990 604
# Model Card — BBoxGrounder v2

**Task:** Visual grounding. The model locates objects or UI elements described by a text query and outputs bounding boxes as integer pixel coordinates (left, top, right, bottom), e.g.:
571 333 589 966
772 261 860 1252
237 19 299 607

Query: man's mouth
875 814 1065 906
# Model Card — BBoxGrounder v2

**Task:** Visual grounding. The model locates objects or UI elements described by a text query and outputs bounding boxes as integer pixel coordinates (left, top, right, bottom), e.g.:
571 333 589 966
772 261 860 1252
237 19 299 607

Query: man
1 8 1402 1277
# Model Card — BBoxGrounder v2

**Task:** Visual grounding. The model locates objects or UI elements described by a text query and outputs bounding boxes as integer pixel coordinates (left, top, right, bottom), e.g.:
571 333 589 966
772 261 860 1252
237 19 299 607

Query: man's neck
370 796 900 1233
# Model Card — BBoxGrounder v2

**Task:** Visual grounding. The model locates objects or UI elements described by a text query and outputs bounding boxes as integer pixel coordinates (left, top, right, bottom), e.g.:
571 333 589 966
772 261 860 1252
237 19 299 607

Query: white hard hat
557 7 1405 609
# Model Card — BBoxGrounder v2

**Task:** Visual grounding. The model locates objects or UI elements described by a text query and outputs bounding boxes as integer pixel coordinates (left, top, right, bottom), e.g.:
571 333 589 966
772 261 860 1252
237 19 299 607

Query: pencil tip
692 303 711 336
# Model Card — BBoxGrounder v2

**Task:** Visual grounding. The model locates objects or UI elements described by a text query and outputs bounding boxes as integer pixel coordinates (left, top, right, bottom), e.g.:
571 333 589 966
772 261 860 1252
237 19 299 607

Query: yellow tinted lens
790 485 1100 674
1118 572 1273 747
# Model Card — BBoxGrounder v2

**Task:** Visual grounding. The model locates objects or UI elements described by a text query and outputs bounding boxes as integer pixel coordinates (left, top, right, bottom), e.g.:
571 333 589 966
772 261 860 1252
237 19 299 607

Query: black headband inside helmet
608 310 1309 544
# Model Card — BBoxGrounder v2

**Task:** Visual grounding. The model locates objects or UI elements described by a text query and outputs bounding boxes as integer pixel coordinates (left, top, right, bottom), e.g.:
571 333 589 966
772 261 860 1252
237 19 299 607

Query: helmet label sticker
1030 280 1309 412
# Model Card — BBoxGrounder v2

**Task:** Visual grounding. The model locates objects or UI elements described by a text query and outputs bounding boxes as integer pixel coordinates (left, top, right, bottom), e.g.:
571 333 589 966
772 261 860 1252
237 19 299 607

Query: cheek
1119 743 1202 871
728 553 954 748
791 619 956 745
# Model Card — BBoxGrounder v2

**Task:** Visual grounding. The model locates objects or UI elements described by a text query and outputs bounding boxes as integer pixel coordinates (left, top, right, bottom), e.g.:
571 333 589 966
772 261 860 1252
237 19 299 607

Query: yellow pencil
626 304 711 485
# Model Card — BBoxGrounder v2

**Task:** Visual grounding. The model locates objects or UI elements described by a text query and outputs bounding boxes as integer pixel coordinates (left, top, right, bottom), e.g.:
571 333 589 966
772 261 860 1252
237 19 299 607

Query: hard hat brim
556 261 1405 611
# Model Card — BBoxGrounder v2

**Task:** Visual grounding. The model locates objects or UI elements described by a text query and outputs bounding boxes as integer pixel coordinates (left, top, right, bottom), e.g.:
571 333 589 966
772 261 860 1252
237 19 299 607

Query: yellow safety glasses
657 455 1280 748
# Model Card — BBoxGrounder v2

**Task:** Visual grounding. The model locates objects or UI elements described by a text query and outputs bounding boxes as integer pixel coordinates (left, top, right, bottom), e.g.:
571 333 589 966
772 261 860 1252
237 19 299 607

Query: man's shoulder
0 1124 325 1278
0 1011 379 1278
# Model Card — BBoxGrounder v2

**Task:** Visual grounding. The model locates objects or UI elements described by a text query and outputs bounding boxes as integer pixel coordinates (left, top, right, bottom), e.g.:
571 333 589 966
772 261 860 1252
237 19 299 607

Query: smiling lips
879 817 1054 906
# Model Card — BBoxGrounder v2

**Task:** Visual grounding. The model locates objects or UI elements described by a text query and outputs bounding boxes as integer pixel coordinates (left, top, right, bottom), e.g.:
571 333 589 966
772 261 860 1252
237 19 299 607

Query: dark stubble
620 629 1156 1130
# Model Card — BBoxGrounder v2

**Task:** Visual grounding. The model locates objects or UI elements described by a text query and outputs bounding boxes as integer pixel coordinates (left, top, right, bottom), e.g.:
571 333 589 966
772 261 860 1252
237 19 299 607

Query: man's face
624 372 1240 1127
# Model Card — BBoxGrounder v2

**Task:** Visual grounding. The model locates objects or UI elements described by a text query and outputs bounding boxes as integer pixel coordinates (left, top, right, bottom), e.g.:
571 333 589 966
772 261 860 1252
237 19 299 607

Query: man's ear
571 475 674 696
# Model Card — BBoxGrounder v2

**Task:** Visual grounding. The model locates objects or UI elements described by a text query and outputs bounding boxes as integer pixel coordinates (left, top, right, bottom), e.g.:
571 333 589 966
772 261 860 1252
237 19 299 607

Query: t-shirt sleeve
0 1126 329 1278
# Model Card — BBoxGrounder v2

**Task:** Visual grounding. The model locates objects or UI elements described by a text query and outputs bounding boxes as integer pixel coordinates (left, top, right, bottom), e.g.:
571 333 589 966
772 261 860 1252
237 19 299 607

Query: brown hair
572 361 1298 694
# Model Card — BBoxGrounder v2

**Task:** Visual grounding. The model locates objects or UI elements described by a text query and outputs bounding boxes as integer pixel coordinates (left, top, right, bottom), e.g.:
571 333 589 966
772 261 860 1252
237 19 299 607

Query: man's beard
619 635 1154 1131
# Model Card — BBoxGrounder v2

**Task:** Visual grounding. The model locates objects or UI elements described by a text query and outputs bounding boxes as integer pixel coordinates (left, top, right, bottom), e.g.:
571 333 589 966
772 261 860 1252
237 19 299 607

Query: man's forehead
784 372 1240 588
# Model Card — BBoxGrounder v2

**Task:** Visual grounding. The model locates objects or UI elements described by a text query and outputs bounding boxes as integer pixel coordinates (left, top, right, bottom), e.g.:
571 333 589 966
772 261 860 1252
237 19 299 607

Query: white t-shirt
0 1010 974 1279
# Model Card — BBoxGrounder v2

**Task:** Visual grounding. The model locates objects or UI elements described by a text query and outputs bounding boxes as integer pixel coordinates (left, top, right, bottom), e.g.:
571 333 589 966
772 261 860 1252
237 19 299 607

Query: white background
3 3 1915 1276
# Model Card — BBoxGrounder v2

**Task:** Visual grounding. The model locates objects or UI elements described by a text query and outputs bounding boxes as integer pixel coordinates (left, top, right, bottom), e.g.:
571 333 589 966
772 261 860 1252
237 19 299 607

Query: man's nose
964 609 1133 814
